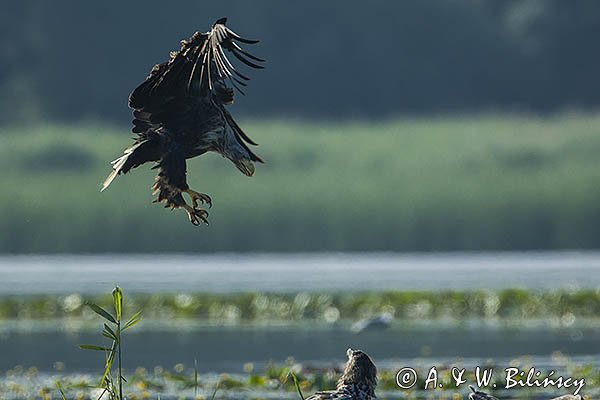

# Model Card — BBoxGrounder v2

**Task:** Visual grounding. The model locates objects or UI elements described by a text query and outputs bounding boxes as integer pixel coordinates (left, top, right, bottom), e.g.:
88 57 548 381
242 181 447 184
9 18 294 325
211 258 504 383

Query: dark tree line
2 0 600 124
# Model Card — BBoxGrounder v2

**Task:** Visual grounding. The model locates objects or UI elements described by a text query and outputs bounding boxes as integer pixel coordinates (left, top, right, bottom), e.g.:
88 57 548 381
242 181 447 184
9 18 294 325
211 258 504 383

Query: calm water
1 251 599 390
1 251 599 294
1 325 599 373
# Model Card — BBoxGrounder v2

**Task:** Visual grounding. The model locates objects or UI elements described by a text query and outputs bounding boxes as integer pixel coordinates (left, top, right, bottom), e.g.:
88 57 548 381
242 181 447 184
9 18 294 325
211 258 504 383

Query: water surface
1 251 599 294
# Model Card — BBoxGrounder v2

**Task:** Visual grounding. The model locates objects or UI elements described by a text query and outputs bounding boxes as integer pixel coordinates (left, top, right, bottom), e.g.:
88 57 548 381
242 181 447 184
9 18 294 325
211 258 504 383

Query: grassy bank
2 114 600 252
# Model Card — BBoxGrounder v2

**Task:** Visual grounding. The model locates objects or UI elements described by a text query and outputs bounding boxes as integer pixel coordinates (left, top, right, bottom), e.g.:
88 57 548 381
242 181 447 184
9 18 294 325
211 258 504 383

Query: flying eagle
305 349 377 400
101 17 264 225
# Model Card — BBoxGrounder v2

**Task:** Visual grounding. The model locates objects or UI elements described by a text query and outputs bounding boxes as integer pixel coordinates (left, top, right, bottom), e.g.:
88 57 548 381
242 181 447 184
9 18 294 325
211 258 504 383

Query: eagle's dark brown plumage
305 349 377 400
101 17 264 225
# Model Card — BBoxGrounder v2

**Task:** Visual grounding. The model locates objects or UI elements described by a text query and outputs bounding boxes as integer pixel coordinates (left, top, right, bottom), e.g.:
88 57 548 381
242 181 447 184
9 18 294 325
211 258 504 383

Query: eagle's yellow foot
184 189 212 209
183 204 209 226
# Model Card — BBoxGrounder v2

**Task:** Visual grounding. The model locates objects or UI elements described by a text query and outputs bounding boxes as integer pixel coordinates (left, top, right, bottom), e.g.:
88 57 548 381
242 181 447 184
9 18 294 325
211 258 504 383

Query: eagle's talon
183 204 209 226
185 189 212 210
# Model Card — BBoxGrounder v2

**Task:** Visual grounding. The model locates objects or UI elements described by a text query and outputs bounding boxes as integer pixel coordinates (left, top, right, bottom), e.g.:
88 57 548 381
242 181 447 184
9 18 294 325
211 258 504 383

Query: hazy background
2 0 600 253
3 0 600 122
1 2 600 398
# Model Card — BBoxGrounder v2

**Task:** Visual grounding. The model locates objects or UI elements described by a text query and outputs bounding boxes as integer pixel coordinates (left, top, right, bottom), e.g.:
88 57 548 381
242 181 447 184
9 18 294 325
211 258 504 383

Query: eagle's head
222 133 256 177
337 348 378 395
234 157 255 177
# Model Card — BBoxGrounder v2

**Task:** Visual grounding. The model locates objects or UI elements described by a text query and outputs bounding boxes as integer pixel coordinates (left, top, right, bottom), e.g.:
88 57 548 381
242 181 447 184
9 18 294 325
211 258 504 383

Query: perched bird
101 17 264 225
306 349 377 400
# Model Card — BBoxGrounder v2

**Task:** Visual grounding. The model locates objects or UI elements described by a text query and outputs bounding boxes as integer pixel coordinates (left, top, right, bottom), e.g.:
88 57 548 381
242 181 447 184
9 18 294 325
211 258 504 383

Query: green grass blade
122 310 142 331
80 344 113 351
103 323 118 340
124 310 142 326
100 345 117 385
210 379 221 400
102 331 115 341
194 358 199 398
113 287 122 322
86 302 116 324
288 370 305 400
55 379 68 400
95 388 108 400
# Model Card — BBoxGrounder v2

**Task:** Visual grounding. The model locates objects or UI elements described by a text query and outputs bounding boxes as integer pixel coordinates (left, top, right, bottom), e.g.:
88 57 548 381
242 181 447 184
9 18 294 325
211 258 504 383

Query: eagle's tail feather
101 168 120 192
101 139 151 192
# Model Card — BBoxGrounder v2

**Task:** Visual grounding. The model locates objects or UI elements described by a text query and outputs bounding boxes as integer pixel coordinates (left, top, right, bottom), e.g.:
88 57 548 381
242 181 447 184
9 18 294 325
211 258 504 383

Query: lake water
1 251 599 294
1 324 598 373
1 251 599 399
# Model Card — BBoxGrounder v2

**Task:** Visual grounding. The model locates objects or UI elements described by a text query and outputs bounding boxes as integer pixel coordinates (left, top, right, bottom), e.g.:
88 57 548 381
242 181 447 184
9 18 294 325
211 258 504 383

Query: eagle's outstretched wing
128 17 265 144
186 17 265 96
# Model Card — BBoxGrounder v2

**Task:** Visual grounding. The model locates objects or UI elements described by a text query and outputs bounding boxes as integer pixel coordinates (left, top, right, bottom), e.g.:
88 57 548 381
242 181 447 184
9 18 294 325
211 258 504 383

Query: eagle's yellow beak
237 159 255 177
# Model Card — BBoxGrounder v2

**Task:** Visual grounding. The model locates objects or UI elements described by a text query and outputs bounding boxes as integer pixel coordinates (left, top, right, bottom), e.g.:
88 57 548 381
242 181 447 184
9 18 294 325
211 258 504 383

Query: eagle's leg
152 148 210 226
184 189 212 209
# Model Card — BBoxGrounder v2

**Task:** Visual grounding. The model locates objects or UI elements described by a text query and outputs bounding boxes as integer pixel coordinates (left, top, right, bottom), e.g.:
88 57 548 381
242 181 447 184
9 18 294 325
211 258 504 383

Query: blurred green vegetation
2 114 600 252
1 289 599 323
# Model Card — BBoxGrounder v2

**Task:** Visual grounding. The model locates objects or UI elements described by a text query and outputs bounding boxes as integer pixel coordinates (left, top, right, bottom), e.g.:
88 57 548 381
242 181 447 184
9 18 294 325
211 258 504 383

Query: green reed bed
1 289 599 324
2 114 600 253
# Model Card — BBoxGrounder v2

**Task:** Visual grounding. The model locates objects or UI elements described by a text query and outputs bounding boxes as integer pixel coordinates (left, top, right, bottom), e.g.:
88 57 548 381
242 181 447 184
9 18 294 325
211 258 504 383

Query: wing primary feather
217 46 238 75
214 25 227 42
232 76 247 86
213 48 246 94
206 47 213 90
230 79 246 95
232 37 259 44
233 69 251 80
187 47 203 92
218 47 251 80
213 53 225 79
230 42 266 62
210 38 228 79
231 49 265 69
198 49 209 92
213 46 231 78
224 27 260 44
235 48 265 62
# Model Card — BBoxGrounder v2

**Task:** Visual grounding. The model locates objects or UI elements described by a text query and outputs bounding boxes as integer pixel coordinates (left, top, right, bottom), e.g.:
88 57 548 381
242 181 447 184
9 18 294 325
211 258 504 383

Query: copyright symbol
396 367 418 389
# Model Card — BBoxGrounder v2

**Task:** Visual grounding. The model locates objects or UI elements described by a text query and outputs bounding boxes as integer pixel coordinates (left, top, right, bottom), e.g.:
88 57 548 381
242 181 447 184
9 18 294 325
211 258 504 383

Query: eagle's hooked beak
236 159 255 177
